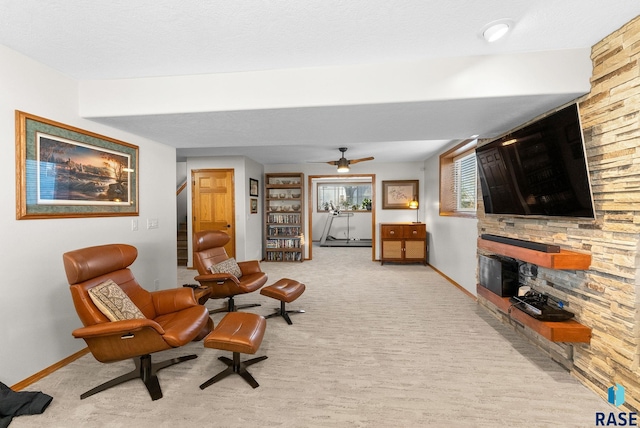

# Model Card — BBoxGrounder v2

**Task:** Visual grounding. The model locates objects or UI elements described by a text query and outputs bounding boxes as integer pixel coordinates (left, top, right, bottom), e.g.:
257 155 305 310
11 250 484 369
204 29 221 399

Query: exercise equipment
319 211 372 247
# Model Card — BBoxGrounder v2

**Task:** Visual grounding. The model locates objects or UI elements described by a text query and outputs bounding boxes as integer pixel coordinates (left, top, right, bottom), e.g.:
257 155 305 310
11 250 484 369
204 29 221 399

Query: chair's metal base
80 354 197 401
209 297 261 314
264 301 305 325
199 352 268 389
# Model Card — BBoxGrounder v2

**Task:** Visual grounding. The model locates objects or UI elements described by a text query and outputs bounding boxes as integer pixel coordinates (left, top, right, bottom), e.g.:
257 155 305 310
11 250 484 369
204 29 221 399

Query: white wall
244 157 265 261
423 142 478 295
0 45 178 386
177 161 188 225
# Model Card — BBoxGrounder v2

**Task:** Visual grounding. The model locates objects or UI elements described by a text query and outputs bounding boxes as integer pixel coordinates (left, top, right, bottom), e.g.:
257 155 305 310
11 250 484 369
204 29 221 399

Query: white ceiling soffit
92 93 579 164
1 0 639 164
82 49 592 163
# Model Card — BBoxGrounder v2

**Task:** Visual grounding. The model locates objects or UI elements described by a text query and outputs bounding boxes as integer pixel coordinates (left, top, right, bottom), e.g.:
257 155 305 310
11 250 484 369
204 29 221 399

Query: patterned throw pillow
88 279 146 321
209 258 243 279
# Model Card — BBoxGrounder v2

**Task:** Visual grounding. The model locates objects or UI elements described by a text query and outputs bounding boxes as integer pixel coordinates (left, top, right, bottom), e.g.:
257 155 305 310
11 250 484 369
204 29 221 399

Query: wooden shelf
478 238 591 270
477 285 591 343
264 173 304 262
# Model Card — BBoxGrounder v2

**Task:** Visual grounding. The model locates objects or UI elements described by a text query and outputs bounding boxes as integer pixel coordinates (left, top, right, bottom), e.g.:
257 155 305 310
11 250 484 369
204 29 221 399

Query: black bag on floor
0 382 53 428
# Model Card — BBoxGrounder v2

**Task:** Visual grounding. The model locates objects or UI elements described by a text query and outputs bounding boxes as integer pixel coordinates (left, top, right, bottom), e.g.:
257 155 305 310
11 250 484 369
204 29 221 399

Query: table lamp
409 197 419 223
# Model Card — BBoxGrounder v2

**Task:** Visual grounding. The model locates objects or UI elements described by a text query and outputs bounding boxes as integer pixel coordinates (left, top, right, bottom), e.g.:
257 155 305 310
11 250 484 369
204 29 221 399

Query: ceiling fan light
337 158 350 173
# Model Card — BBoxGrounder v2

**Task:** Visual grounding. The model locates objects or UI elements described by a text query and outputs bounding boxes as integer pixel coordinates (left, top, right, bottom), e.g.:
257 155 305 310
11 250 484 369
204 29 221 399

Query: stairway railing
176 180 187 196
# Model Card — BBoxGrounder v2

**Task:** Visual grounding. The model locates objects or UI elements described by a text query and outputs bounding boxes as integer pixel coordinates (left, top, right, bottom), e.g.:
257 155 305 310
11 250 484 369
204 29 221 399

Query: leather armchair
63 244 212 401
193 230 268 313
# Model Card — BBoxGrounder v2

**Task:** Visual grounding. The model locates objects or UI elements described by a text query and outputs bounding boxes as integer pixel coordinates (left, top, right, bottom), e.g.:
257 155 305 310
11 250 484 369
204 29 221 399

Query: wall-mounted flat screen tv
476 103 595 219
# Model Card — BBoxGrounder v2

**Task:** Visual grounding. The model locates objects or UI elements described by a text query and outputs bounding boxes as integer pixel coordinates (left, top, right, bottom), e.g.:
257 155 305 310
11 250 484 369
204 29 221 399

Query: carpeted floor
11 245 613 427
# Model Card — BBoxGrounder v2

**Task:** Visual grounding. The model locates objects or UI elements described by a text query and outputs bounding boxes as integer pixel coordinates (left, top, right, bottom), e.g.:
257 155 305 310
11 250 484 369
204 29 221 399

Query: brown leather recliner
193 230 268 313
63 244 212 401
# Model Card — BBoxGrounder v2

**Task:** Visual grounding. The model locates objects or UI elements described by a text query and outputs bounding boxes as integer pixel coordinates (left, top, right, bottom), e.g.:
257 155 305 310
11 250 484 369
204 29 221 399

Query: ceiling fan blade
326 160 339 165
349 156 374 164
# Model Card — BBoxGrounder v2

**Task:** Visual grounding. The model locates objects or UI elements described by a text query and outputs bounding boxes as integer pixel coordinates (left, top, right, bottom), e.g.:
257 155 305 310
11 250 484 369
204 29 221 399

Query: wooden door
192 169 235 258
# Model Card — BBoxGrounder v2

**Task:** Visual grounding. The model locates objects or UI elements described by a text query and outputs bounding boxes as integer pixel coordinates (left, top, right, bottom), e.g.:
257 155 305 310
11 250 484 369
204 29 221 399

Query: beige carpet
12 245 613 427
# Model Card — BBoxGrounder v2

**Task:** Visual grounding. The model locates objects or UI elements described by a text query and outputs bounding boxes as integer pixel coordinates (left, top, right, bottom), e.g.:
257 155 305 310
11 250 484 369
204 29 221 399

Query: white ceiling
1 1 638 165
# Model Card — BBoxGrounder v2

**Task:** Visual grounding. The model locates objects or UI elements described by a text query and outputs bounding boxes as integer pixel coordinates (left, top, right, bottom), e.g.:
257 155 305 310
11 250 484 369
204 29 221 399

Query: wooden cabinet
264 173 304 262
380 222 427 265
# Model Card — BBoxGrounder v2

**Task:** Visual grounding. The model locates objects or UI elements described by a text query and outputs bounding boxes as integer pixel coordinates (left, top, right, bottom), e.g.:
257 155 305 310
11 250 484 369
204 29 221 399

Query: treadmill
319 210 372 247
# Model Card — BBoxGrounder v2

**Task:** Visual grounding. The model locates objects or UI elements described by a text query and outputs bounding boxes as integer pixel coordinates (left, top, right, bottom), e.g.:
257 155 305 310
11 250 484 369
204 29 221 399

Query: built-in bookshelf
264 173 304 262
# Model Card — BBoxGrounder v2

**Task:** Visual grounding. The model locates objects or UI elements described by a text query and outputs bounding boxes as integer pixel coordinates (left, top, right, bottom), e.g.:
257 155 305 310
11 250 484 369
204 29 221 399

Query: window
316 182 372 212
454 151 477 211
440 139 477 217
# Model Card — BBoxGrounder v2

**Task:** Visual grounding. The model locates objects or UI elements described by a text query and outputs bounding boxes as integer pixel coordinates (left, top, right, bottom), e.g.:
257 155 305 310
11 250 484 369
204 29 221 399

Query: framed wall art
382 180 418 209
250 178 259 197
15 111 139 219
250 198 258 214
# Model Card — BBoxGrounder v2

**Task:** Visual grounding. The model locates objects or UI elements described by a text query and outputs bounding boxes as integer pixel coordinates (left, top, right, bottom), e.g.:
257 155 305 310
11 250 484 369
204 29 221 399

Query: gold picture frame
382 180 418 209
16 111 139 219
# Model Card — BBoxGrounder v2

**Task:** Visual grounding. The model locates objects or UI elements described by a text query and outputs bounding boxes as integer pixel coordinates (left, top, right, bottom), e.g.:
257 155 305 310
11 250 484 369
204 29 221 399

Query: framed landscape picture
382 180 418 209
15 111 139 219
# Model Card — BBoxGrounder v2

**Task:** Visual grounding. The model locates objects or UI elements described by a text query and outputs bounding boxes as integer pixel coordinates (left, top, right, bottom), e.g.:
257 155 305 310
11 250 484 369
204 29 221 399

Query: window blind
454 152 477 211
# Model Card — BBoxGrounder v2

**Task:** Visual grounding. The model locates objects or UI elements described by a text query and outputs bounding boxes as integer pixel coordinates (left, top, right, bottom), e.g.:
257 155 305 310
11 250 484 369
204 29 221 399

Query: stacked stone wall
477 16 640 411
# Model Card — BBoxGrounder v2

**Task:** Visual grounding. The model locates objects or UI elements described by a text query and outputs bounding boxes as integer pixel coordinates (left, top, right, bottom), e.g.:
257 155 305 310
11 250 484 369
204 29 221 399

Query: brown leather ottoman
200 312 267 389
260 278 306 325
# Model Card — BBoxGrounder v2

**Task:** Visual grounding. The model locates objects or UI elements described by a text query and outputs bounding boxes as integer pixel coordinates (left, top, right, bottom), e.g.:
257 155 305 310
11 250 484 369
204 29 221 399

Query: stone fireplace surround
477 16 640 412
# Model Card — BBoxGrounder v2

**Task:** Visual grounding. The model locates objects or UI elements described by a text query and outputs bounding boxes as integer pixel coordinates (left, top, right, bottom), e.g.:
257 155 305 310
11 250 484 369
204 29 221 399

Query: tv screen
476 104 595 218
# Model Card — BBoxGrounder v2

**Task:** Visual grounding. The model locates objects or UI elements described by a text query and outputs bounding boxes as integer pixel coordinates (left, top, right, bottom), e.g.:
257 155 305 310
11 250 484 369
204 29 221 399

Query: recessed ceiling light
481 19 514 43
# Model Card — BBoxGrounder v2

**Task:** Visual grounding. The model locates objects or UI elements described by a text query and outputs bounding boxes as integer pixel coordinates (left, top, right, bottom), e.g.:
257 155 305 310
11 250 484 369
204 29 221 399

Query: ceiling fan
326 147 374 173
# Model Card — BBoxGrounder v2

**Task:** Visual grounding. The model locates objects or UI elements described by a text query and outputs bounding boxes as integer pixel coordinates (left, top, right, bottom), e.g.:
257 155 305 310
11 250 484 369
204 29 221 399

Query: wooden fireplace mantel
477 237 591 270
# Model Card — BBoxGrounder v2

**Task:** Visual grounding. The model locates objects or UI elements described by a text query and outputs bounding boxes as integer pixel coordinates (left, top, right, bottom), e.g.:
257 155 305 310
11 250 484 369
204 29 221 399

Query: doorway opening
308 174 376 261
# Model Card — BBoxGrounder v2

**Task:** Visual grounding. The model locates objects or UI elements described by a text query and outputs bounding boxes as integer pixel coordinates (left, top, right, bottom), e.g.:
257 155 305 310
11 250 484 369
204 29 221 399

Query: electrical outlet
131 219 138 231
147 218 159 229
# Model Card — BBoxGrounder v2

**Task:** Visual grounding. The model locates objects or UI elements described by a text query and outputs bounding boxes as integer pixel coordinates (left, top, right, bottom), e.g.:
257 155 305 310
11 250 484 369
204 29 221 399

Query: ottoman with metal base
260 278 306 325
200 312 267 389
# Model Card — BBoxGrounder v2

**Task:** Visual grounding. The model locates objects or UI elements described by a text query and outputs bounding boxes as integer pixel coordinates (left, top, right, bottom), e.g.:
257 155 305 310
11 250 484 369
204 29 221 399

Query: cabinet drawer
403 225 426 239
381 225 405 238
